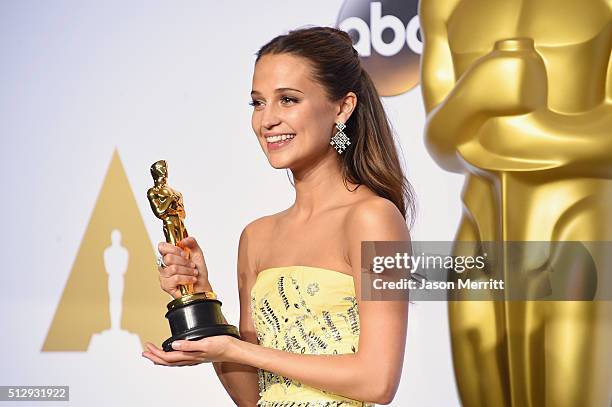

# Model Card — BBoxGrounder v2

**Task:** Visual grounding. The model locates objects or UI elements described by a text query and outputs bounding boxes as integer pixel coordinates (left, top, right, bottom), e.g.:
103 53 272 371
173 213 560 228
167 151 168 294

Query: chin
267 157 291 170
264 147 295 170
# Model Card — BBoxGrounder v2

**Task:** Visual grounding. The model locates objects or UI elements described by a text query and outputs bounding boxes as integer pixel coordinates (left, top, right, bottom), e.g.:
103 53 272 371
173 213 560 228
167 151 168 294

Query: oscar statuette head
150 160 168 186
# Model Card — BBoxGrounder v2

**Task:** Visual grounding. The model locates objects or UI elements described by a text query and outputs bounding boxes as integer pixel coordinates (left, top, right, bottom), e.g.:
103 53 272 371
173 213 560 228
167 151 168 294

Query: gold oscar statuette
420 1 612 405
147 160 239 351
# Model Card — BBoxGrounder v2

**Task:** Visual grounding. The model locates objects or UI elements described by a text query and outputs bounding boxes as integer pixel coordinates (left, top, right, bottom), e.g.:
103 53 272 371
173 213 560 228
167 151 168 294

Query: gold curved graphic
420 0 612 406
42 149 169 351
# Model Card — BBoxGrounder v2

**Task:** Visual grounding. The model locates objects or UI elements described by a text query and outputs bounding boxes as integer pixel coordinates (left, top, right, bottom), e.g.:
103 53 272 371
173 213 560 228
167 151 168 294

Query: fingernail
172 341 181 350
190 262 196 268
192 276 197 281
194 269 199 276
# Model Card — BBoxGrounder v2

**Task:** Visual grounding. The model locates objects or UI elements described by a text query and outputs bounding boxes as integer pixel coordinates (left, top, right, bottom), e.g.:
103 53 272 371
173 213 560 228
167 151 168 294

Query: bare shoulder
241 212 278 242
238 212 283 274
344 196 410 241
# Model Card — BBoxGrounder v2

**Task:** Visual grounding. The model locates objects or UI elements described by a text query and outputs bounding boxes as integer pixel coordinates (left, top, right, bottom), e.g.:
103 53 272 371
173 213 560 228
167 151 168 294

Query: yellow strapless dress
250 265 375 407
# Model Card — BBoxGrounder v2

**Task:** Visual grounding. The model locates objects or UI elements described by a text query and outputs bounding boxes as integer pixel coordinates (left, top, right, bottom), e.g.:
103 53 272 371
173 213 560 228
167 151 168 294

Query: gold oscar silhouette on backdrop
43 149 169 351
147 160 239 352
420 1 612 406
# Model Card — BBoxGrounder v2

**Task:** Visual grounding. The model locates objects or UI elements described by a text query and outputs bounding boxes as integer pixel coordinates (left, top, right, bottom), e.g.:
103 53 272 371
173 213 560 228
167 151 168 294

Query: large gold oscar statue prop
147 160 239 351
420 1 612 406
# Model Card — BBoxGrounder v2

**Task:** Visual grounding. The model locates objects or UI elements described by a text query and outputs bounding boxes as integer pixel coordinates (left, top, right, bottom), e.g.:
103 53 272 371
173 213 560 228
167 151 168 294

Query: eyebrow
250 87 304 96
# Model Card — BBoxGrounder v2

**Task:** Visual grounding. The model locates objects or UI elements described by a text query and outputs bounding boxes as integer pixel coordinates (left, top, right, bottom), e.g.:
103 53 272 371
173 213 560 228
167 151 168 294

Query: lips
265 133 296 143
265 133 296 151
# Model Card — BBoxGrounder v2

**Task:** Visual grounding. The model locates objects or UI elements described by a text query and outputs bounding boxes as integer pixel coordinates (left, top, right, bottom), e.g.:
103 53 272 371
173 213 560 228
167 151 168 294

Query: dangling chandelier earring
330 121 350 154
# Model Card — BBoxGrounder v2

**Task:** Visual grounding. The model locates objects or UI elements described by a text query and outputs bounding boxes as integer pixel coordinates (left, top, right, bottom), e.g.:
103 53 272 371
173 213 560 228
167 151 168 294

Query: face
153 164 167 185
250 53 342 170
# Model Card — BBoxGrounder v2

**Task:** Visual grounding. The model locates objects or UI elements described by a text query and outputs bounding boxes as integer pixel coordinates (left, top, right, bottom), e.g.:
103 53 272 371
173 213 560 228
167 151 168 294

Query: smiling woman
143 26 415 406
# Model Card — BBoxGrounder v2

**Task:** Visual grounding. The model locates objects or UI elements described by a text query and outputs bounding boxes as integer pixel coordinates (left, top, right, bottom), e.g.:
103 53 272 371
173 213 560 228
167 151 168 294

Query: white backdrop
1 1 463 405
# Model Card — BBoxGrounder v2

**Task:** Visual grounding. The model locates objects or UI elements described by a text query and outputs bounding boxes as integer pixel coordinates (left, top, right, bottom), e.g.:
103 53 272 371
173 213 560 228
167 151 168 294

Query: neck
290 153 357 220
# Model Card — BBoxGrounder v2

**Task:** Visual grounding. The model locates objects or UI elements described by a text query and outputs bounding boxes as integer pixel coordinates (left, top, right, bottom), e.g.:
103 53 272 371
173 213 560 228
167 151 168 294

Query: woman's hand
157 236 212 299
142 336 239 366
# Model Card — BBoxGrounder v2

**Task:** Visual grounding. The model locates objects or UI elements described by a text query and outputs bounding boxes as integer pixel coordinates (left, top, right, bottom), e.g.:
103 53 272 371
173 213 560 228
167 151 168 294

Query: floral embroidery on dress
307 282 320 296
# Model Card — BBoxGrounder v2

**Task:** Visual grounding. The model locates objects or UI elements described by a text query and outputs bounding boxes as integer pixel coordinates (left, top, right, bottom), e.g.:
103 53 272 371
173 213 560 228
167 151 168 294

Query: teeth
266 134 295 143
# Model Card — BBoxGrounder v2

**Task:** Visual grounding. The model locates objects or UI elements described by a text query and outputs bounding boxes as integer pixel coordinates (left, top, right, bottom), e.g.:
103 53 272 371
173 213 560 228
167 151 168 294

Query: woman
142 26 414 406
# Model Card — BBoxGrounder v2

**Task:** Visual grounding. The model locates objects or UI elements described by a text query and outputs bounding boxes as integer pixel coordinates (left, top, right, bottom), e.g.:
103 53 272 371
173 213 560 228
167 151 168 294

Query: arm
420 0 470 172
459 104 612 176
495 32 612 169
419 0 461 113
211 225 261 406
420 0 551 173
226 198 410 404
147 188 175 217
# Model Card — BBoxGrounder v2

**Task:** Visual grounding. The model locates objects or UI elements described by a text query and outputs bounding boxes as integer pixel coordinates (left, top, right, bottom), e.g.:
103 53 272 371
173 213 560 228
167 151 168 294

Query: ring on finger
156 255 168 268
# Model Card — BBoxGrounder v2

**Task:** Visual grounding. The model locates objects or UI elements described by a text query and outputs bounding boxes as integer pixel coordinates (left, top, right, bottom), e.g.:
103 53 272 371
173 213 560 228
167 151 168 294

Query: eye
249 99 263 109
280 96 298 105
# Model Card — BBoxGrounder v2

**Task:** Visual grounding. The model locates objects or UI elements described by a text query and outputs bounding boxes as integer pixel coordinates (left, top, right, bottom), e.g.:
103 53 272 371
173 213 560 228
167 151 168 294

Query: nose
261 103 281 130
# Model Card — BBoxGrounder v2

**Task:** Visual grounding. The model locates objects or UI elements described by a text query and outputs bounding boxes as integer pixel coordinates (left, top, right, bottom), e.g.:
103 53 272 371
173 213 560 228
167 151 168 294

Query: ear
336 92 357 124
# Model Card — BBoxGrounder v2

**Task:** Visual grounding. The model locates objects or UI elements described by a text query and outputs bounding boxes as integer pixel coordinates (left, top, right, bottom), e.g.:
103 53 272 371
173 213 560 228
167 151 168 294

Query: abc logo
337 0 421 96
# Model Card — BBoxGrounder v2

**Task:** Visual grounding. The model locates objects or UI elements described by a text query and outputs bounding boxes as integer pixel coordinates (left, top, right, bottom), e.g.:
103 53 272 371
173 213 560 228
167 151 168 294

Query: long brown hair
256 26 416 225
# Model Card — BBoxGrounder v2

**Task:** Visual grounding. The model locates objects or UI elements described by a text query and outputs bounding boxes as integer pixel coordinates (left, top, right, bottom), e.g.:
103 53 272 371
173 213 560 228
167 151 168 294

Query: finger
142 351 169 366
162 253 196 269
159 274 197 292
158 242 187 258
143 351 196 367
179 237 204 258
146 343 199 363
171 340 201 352
161 274 197 288
160 264 198 278
144 342 163 352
